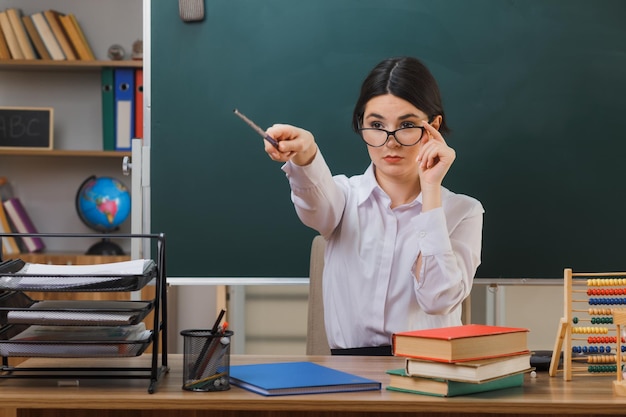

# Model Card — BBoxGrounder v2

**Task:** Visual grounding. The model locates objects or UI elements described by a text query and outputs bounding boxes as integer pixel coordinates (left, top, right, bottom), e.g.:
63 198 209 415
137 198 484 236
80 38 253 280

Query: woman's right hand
264 124 318 166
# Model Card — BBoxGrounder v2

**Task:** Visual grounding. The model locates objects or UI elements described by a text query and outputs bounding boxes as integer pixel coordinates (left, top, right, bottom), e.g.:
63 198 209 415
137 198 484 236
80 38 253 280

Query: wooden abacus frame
550 268 626 380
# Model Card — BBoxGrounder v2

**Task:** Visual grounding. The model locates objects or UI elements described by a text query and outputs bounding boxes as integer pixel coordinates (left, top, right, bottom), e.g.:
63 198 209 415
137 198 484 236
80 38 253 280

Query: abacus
549 269 626 380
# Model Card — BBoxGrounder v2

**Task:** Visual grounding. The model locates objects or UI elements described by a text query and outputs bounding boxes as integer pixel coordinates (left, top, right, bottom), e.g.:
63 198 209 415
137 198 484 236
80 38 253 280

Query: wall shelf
0 60 142 72
0 149 131 157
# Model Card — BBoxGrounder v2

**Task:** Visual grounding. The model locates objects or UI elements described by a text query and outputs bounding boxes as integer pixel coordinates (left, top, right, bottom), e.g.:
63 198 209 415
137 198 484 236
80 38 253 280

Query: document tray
0 260 156 292
0 295 154 326
0 324 153 358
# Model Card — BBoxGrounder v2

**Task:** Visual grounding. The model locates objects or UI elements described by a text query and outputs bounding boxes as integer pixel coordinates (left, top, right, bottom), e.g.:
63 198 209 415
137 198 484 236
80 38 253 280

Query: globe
75 175 131 255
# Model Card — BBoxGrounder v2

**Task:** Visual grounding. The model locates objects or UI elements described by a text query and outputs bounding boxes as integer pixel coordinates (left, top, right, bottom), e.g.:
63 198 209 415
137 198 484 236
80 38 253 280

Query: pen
233 108 279 148
191 309 227 378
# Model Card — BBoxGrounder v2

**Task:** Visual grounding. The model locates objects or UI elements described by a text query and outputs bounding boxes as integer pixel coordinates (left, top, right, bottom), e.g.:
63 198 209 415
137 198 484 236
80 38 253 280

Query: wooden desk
0 354 624 417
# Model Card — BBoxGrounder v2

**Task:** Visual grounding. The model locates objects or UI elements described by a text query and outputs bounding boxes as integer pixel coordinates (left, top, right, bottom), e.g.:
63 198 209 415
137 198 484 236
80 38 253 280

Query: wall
0 0 142 252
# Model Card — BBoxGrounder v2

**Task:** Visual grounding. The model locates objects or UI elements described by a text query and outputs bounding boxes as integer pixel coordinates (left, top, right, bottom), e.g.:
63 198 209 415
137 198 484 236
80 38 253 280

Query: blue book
229 361 381 396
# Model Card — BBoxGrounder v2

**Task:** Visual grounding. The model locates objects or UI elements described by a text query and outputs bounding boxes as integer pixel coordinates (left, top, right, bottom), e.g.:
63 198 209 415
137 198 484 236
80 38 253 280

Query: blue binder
113 68 135 151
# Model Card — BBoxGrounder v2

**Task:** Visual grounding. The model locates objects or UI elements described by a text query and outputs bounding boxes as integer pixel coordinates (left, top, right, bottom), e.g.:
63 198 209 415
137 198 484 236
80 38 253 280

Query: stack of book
0 7 95 61
388 324 531 397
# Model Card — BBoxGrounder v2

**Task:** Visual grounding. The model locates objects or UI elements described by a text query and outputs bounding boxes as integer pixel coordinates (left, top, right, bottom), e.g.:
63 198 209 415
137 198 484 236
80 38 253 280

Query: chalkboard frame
0 106 54 150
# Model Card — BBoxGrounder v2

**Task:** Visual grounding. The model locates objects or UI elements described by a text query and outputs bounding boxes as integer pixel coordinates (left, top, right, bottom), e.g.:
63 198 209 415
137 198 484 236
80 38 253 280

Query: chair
306 235 472 355
306 235 331 355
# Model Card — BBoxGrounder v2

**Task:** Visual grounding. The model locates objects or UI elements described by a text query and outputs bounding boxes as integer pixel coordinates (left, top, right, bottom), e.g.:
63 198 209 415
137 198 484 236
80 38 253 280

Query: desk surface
0 354 624 417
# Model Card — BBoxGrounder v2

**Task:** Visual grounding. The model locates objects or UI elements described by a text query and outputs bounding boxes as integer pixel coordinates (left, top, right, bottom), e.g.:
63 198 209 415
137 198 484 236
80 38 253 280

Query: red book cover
392 324 529 363
395 324 528 341
2 197 45 253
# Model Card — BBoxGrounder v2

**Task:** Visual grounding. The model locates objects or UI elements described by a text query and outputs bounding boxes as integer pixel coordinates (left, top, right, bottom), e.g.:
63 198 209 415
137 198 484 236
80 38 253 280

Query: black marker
233 108 279 148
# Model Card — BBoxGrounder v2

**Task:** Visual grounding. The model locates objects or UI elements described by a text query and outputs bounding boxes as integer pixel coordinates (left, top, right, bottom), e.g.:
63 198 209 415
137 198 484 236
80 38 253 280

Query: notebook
229 361 381 396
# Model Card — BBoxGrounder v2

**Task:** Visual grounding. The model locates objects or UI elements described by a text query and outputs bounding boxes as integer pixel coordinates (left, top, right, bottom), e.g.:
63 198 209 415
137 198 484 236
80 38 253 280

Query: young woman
264 57 484 355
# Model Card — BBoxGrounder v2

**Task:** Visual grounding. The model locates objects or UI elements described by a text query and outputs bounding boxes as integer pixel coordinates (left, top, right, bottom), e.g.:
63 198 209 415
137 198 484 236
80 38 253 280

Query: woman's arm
265 124 346 237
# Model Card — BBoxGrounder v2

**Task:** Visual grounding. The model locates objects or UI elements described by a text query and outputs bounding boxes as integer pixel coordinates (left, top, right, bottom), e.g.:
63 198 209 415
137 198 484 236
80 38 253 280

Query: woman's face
362 94 432 181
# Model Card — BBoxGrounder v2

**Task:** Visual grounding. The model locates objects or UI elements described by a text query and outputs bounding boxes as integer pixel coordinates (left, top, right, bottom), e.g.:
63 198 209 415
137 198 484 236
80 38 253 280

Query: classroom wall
0 0 142 252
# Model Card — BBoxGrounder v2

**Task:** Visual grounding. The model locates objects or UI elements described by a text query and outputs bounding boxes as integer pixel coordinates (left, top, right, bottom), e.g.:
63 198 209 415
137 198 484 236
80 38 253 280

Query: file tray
0 297 154 326
0 232 169 393
0 259 156 292
0 324 153 358
0 291 36 324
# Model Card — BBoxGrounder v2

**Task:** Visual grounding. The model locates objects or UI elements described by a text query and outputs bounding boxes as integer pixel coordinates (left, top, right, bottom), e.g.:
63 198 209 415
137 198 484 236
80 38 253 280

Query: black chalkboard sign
151 0 626 279
0 107 53 149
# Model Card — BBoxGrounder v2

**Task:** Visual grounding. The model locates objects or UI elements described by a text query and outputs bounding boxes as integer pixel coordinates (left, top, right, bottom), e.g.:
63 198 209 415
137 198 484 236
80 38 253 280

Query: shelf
0 60 142 72
0 149 131 157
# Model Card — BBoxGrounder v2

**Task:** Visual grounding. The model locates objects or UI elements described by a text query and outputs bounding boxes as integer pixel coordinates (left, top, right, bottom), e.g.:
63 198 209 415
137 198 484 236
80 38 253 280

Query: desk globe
75 175 131 255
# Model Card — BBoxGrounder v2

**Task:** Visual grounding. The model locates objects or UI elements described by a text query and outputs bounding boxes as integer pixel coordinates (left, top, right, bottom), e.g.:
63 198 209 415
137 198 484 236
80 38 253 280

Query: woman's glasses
358 126 425 147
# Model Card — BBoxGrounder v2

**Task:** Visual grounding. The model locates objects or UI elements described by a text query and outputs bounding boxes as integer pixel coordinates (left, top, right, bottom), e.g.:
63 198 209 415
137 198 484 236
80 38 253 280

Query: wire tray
0 270 156 292
0 293 154 326
0 324 153 358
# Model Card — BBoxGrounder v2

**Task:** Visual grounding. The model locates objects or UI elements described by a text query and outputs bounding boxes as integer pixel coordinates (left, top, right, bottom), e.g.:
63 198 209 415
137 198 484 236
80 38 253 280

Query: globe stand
86 238 125 256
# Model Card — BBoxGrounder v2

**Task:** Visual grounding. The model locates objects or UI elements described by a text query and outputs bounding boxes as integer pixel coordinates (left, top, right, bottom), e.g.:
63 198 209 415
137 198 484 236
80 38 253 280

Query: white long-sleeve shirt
282 150 484 350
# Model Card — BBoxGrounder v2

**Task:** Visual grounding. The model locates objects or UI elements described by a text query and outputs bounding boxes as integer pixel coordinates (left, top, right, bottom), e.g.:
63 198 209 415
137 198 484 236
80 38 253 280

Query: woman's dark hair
352 56 449 135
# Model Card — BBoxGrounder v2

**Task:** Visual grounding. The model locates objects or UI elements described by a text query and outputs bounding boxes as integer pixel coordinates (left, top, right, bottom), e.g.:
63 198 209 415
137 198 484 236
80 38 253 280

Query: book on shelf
58 13 94 61
404 352 532 383
68 13 95 60
21 14 51 60
386 368 524 397
229 361 381 396
392 324 529 362
6 8 36 60
0 203 20 256
0 10 23 59
1 198 45 253
43 9 76 61
31 11 64 60
0 24 10 59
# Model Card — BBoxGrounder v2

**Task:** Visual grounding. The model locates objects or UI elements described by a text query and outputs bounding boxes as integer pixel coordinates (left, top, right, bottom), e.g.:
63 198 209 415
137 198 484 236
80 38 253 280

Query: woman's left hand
417 121 456 189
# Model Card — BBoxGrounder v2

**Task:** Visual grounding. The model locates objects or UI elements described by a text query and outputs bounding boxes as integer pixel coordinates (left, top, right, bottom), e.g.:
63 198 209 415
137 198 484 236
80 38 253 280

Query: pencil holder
181 329 233 391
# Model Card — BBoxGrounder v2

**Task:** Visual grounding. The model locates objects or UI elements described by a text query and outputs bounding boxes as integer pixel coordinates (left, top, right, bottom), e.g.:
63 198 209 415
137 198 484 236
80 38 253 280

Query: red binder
134 68 143 139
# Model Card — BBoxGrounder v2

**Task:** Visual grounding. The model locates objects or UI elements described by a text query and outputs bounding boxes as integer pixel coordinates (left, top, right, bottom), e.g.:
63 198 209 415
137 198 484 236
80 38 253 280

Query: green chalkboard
151 0 626 278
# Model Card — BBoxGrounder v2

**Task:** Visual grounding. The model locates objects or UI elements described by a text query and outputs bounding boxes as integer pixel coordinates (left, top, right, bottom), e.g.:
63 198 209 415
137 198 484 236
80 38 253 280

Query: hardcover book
0 10 23 59
386 368 524 397
21 14 51 60
392 324 529 362
0 25 10 59
229 361 381 396
43 10 76 60
2 198 45 253
58 13 94 61
405 353 532 383
0 203 20 256
31 12 64 60
6 8 35 60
